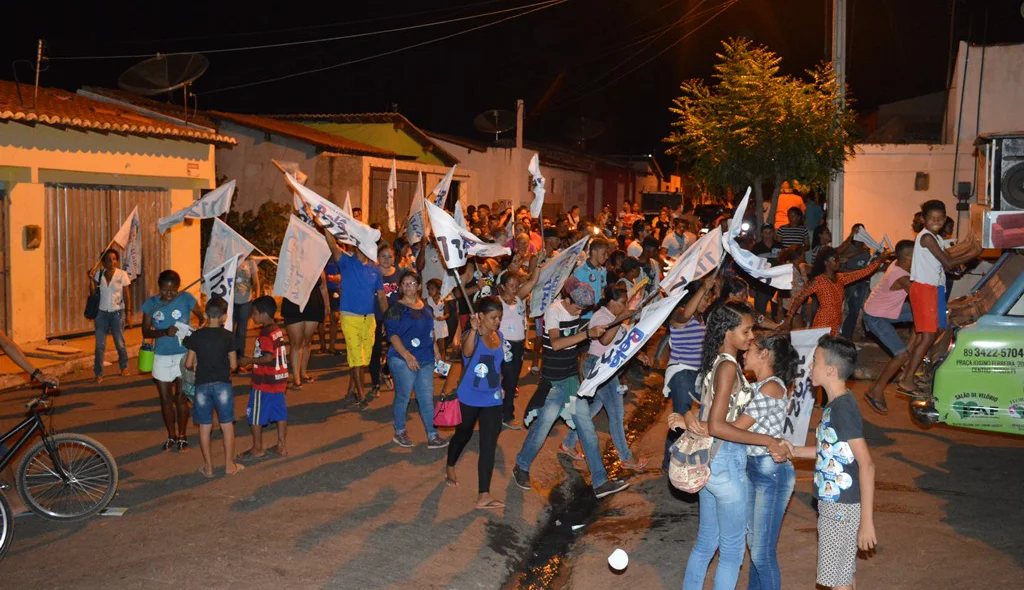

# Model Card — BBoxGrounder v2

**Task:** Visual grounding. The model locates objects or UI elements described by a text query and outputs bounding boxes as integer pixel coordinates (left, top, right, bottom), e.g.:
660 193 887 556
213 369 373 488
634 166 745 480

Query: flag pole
451 268 476 315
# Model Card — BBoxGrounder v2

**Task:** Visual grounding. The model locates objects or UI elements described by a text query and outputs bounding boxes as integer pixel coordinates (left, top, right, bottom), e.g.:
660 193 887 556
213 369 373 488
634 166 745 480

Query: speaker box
978 134 1024 212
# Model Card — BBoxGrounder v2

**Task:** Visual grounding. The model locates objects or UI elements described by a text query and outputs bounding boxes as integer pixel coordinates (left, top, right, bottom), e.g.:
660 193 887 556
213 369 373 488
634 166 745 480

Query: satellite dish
563 117 605 146
473 109 516 142
118 53 209 96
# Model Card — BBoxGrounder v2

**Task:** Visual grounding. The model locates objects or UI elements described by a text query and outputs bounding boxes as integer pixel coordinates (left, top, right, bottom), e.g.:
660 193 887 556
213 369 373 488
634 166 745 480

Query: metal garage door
45 185 171 337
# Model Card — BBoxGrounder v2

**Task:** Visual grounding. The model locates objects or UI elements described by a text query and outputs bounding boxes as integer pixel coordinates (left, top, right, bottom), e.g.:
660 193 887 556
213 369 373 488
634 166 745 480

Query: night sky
5 0 1024 161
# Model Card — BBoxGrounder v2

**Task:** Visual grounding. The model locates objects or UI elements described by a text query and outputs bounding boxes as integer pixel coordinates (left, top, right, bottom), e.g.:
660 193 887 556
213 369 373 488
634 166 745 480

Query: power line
548 0 740 110
49 0 562 61
203 0 571 95
103 0 518 46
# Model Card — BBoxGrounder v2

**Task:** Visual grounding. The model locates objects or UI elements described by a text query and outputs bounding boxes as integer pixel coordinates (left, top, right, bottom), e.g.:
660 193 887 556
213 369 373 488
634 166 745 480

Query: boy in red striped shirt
238 296 290 461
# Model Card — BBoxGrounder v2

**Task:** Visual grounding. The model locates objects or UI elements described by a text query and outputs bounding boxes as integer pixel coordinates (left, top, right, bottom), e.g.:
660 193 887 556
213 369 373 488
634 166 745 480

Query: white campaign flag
432 165 456 208
527 153 545 218
386 160 398 233
112 206 142 280
881 234 893 251
854 227 882 251
342 191 353 218
579 291 688 398
284 173 382 262
158 180 235 234
407 172 426 245
424 200 510 269
274 216 332 312
723 189 793 289
454 199 467 229
783 327 831 446
529 235 590 318
661 226 724 294
202 253 240 331
272 159 308 186
204 218 256 276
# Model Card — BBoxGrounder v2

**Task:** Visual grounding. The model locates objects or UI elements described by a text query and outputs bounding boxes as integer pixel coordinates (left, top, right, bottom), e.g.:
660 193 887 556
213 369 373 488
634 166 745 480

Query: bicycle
0 385 119 559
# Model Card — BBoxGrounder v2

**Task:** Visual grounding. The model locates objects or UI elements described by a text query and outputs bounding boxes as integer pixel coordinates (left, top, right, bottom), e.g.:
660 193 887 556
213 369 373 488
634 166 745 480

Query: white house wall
944 41 1024 145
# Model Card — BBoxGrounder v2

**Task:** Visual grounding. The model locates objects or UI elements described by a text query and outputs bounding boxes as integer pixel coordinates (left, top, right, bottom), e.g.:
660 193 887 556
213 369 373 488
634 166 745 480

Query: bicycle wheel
0 492 12 561
16 433 118 521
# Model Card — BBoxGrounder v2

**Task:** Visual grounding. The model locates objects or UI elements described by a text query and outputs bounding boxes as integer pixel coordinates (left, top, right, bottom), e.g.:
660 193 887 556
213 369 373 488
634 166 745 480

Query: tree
664 38 858 227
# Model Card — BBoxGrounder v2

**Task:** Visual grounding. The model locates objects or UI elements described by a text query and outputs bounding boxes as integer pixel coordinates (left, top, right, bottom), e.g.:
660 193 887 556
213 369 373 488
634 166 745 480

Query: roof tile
207 111 400 157
0 80 235 144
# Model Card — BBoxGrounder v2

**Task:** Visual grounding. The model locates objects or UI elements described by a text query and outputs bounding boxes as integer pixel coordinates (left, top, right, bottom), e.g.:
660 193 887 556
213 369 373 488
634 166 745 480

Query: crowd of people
76 191 984 589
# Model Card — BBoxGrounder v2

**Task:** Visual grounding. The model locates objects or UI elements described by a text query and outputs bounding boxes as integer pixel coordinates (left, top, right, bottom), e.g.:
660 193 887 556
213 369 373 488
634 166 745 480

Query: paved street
1 344 1023 589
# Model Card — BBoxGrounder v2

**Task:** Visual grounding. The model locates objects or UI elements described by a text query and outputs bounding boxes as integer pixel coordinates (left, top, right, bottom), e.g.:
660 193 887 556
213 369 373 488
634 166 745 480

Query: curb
0 343 143 392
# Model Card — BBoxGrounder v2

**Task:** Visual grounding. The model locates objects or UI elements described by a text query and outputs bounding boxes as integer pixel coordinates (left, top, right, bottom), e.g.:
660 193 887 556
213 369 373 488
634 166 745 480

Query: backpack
667 354 751 494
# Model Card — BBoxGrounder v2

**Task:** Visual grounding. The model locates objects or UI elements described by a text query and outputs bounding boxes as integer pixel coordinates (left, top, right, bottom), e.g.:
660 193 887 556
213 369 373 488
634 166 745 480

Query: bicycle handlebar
25 385 57 410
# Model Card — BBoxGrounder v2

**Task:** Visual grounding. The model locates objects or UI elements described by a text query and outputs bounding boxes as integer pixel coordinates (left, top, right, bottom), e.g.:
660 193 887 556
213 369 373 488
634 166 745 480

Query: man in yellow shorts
329 244 387 409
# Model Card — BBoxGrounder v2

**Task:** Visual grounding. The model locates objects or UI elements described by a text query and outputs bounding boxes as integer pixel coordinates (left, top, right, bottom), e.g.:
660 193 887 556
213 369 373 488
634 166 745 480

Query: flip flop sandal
863 393 889 416
303 375 317 383
236 450 266 463
198 465 215 479
558 445 585 461
476 500 505 510
266 445 289 457
288 383 303 391
620 456 650 470
226 463 246 476
894 385 922 398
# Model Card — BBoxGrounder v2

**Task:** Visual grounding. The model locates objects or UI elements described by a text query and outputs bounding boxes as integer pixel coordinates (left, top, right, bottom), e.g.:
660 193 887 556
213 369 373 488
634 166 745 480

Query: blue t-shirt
383 302 435 365
457 331 506 407
141 292 198 356
338 253 384 315
573 260 607 319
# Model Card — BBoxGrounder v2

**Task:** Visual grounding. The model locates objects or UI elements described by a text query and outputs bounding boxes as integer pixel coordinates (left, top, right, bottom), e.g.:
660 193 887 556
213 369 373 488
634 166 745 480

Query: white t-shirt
427 295 448 340
626 241 643 258
94 268 131 312
420 244 445 299
911 229 945 286
587 306 618 357
500 296 527 341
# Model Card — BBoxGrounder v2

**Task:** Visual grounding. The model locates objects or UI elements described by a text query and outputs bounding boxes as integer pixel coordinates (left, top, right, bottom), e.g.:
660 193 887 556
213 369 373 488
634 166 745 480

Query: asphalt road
1 343 1022 590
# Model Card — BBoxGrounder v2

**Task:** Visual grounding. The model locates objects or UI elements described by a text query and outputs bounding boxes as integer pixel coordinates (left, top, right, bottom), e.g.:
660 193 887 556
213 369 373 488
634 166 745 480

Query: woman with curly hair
669 302 790 590
786 246 885 336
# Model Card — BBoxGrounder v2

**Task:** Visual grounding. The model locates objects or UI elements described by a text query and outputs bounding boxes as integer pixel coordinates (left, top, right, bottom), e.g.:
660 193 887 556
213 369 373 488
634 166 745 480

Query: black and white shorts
817 501 861 587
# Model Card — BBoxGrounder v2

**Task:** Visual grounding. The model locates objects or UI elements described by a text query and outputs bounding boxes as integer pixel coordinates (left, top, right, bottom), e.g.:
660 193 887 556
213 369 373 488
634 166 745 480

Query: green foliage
200 198 292 291
664 38 858 224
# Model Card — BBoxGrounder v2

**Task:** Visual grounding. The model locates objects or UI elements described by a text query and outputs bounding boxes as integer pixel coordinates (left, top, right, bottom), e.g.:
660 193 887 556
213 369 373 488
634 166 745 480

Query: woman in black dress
280 272 329 390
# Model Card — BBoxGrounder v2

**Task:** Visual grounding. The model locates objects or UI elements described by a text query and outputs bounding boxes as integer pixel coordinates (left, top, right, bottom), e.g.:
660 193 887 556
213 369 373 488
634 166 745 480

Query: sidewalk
0 328 146 392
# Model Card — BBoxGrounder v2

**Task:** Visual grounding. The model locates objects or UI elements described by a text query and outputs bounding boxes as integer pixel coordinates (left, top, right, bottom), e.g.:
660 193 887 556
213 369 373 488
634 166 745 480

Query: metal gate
0 187 8 334
45 185 171 337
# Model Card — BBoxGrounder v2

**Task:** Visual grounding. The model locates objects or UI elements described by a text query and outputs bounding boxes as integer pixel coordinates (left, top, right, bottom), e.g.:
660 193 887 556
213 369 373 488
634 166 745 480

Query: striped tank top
669 317 705 368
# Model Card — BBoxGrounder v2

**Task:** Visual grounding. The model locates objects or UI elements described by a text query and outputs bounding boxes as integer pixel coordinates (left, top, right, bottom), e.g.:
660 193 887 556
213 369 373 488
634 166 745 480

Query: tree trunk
752 178 765 229
765 176 783 228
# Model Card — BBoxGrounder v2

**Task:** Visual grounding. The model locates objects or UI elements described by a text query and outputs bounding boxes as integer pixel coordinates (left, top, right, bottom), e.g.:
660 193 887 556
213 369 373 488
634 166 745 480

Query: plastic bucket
137 344 155 373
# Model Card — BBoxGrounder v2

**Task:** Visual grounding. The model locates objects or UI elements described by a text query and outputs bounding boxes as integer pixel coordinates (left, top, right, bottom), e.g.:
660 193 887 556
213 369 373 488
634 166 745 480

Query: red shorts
909 282 947 334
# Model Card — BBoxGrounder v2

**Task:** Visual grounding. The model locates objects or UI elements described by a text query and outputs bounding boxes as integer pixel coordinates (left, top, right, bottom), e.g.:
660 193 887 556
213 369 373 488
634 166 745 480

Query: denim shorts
192 381 235 425
863 304 914 356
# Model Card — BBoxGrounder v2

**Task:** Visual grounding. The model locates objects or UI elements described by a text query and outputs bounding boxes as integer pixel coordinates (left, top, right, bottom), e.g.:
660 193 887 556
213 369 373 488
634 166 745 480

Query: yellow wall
0 122 216 343
7 183 46 343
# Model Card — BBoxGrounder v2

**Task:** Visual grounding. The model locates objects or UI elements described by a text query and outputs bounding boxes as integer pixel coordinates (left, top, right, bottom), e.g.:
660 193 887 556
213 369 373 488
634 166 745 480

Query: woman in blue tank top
445 296 506 510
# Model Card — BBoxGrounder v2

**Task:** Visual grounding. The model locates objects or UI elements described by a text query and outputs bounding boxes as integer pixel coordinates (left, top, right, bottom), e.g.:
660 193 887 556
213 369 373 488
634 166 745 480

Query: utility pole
33 39 44 108
514 99 526 213
827 0 847 245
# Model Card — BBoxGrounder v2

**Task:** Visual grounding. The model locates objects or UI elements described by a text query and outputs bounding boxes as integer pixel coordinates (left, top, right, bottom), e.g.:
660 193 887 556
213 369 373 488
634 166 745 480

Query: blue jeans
387 355 437 439
232 301 253 356
516 376 609 489
863 303 914 356
562 356 632 462
192 381 235 425
663 367 699 470
746 455 796 590
94 309 128 377
841 282 870 340
682 441 750 590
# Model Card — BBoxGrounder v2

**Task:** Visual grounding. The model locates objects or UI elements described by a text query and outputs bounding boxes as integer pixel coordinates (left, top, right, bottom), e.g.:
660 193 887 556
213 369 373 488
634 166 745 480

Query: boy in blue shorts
238 296 290 460
184 296 242 477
